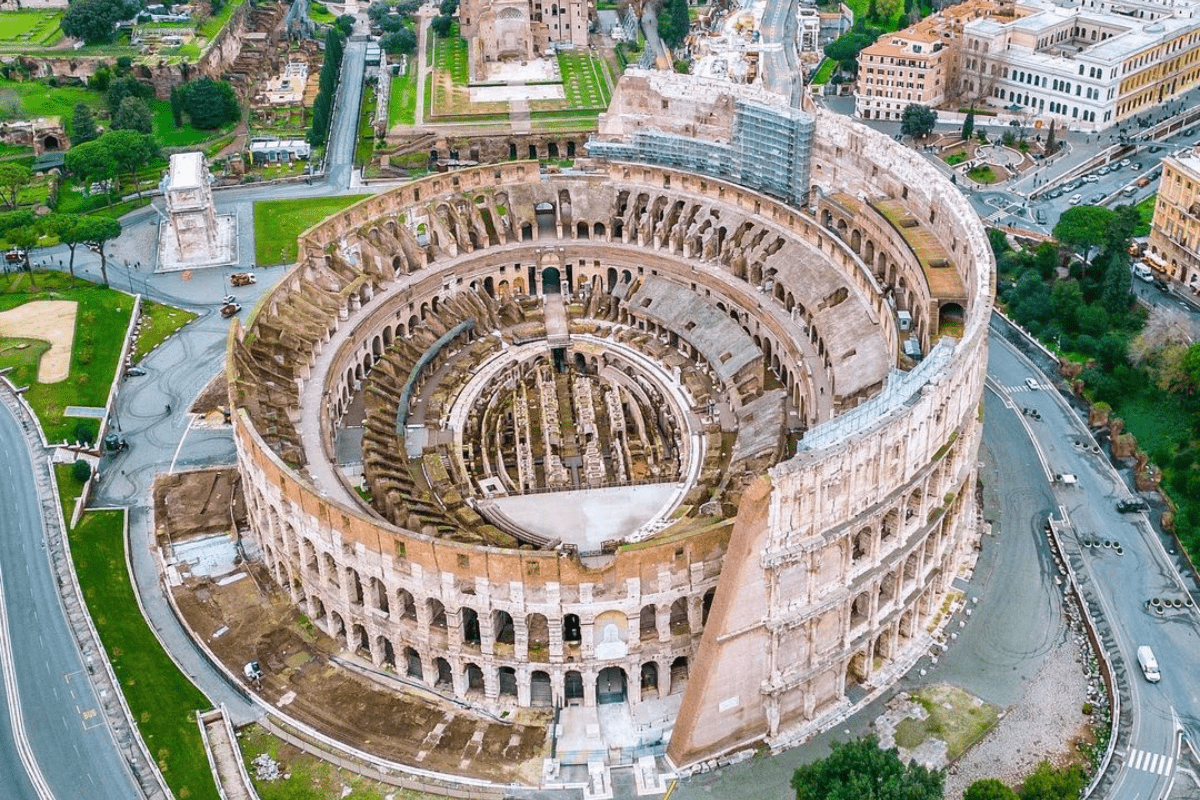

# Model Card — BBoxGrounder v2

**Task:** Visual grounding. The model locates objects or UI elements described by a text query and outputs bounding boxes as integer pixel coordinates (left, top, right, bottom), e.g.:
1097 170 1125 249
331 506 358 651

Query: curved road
0 395 142 800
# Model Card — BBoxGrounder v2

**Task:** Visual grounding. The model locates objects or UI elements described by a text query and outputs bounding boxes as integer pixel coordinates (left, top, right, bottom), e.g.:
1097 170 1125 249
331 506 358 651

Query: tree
431 13 454 36
37 214 88 282
439 0 459 13
102 129 159 198
657 0 690 49
962 107 975 142
1017 760 1085 800
791 736 943 800
62 0 138 44
0 162 31 211
178 77 240 129
72 459 92 483
965 779 1018 800
335 14 355 38
1105 204 1141 255
824 22 879 73
1054 205 1113 274
71 103 99 144
1045 119 1057 155
75 215 122 286
106 76 154 115
901 103 937 140
65 139 119 203
381 28 417 54
1182 342 1200 391
169 86 184 128
111 95 152 134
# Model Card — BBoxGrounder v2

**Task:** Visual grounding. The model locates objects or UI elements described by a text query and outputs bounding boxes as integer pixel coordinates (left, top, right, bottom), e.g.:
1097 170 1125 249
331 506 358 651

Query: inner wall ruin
228 107 993 770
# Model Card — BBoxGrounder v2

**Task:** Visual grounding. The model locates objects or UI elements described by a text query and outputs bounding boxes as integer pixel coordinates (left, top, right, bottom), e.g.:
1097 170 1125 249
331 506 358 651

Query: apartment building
854 0 1200 131
1146 150 1200 290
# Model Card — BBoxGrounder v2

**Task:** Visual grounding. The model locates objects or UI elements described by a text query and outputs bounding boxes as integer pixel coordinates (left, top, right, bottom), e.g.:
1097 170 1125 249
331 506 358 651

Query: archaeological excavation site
225 75 994 781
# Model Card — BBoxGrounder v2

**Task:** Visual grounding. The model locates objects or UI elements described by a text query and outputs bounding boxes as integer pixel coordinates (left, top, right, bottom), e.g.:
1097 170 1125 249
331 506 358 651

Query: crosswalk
1004 383 1039 393
1127 748 1173 776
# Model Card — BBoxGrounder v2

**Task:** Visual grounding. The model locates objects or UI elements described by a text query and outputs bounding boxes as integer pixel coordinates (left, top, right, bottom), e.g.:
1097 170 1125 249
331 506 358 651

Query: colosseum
229 73 993 772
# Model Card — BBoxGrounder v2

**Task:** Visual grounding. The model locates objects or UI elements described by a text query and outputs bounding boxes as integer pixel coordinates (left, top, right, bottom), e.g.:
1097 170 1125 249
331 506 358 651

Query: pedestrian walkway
1126 748 1173 776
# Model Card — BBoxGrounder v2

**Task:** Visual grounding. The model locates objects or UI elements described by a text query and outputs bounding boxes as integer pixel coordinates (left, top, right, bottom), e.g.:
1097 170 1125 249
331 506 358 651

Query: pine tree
70 103 98 145
1045 120 1058 155
962 108 975 142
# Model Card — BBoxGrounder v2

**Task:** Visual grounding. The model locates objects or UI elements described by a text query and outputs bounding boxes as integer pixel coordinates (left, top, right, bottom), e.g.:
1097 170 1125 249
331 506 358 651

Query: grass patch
1133 193 1156 237
388 61 418 127
967 164 998 183
0 271 132 442
0 335 50 385
240 724 437 800
811 58 836 85
0 79 103 121
432 25 469 86
151 99 229 147
66 505 219 800
133 300 197 363
945 151 967 166
356 84 377 167
893 685 999 760
253 195 370 265
198 0 248 39
0 10 63 48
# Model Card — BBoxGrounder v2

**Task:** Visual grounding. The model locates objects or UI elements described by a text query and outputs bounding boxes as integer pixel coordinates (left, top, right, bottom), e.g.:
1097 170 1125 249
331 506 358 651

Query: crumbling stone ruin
228 105 992 770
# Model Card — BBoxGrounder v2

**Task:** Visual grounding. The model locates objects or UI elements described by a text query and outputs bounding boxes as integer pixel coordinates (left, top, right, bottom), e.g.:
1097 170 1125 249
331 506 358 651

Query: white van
1133 263 1153 282
1137 645 1160 682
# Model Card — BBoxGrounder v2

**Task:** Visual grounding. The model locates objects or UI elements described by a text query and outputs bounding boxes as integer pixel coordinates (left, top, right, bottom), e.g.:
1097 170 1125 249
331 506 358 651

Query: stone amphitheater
228 94 993 773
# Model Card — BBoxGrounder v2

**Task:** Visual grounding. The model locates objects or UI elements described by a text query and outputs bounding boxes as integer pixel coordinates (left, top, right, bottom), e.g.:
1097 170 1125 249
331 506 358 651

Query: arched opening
640 662 659 700
41 134 61 151
535 202 556 238
435 657 453 688
528 144 538 160
462 607 481 646
377 636 395 667
564 670 584 704
850 591 870 628
596 667 627 704
939 302 965 333
701 588 716 627
639 604 657 641
846 650 869 686
669 597 690 636
531 670 552 707
465 662 485 693
330 611 346 648
494 610 515 646
428 599 447 629
404 646 422 678
563 613 581 645
669 656 689 694
498 666 518 696
527 613 549 659
853 527 872 563
352 623 369 656
397 588 417 620
542 266 561 294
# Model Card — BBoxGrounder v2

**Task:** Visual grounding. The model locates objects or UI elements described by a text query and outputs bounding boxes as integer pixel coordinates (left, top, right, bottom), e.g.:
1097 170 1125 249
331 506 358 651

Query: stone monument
155 152 237 272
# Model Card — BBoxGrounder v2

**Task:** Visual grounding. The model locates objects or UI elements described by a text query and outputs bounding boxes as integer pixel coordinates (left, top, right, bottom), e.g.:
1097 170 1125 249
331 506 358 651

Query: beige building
1146 149 1200 290
459 0 590 80
855 0 1200 131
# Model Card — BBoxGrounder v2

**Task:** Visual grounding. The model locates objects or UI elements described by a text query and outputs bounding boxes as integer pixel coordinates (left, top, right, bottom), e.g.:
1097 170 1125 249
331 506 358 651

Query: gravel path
943 628 1093 799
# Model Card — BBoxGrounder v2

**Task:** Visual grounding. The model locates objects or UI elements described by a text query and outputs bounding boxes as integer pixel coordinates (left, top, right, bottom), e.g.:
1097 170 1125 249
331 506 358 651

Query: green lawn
811 58 836 85
356 84 377 167
388 61 418 127
0 336 50 385
133 300 197 363
253 195 371 265
0 272 133 442
152 99 232 147
0 80 104 122
65 503 220 800
0 10 63 47
199 0 248 39
308 0 338 25
432 25 469 86
556 51 612 109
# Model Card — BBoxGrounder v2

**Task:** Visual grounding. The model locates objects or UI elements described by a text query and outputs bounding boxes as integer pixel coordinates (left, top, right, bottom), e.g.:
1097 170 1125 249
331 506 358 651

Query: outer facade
229 107 992 768
1146 149 1200 290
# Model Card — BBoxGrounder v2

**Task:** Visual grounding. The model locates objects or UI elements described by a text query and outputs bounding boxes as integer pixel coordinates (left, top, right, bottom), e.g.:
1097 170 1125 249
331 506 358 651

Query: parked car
1068 194 1083 205
125 366 146 377
1120 158 1131 167
1153 278 1169 292
1130 162 1142 171
221 294 236 305
230 272 256 286
1117 498 1149 513
220 302 242 318
1089 193 1106 204
1136 176 1151 187
1083 174 1098 183
1035 208 1048 223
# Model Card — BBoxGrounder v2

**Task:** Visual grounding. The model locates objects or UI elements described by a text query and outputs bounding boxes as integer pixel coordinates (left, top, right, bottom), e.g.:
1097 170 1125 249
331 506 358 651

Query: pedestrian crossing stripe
1128 748 1173 776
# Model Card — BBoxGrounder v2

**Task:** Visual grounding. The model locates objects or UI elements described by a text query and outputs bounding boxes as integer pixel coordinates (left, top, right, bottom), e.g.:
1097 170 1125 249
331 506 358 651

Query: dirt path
0 300 77 383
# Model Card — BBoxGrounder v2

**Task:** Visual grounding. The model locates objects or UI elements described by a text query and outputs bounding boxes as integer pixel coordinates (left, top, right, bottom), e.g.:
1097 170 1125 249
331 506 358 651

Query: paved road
989 327 1200 798
0 398 143 800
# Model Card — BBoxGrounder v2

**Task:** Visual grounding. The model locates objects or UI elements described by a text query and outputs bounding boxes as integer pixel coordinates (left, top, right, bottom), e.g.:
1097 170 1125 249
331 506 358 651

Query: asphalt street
0 398 142 800
989 327 1200 797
